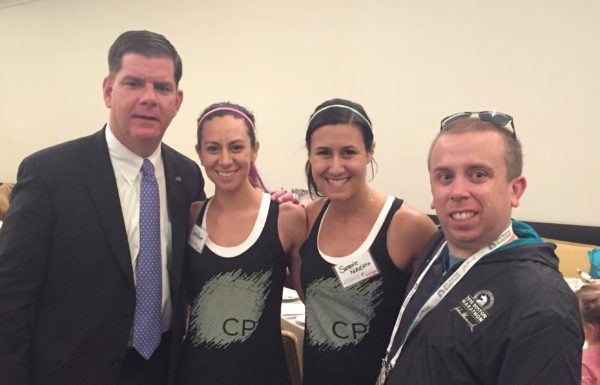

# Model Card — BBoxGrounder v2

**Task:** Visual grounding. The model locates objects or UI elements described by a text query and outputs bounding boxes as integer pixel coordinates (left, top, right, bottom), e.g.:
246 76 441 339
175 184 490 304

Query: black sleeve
0 155 54 384
497 298 583 384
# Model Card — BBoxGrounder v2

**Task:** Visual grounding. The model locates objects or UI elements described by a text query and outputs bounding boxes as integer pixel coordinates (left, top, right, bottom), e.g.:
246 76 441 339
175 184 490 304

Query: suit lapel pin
175 176 183 182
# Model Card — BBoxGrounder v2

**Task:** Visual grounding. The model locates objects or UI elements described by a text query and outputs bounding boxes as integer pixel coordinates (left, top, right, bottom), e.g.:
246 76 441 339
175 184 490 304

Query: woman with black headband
296 98 436 385
177 102 306 385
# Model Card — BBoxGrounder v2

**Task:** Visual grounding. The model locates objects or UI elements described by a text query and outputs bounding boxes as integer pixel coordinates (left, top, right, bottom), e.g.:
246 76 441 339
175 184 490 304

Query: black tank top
300 196 410 385
177 193 291 385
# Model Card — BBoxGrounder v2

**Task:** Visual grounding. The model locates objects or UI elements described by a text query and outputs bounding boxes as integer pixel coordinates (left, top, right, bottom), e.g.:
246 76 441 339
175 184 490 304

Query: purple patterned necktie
132 159 162 359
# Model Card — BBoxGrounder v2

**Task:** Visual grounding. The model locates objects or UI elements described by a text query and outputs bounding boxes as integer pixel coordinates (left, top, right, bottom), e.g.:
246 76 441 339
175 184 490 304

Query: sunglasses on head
440 111 516 138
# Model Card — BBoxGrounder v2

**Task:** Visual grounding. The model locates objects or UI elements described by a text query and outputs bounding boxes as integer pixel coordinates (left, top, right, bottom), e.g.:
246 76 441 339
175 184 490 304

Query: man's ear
510 176 527 207
175 89 183 112
102 77 113 108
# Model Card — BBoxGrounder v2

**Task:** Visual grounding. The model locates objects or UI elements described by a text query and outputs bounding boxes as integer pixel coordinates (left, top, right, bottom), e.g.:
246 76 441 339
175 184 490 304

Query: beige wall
1 0 599 226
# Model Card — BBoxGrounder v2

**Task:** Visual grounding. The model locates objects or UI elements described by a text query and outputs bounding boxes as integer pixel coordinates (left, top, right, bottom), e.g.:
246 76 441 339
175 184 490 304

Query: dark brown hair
578 283 600 325
304 98 376 198
108 30 182 85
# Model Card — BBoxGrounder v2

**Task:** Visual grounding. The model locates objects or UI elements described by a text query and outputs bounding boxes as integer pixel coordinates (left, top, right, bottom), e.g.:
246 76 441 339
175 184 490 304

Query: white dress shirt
105 126 172 333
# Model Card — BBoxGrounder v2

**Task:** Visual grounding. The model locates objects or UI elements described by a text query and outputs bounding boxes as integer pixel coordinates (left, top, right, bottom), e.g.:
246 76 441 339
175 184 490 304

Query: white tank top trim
319 195 394 265
202 192 270 258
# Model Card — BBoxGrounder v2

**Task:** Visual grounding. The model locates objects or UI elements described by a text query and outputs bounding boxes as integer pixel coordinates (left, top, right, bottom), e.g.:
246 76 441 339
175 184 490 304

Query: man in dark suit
0 30 205 385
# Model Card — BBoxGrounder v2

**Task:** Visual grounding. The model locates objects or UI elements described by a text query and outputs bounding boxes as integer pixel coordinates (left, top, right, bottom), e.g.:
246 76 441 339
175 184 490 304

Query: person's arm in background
269 189 298 204
0 183 14 221
581 359 594 385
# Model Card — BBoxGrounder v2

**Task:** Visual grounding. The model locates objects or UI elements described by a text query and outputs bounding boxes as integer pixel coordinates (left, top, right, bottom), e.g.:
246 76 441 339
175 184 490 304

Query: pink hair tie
197 107 256 131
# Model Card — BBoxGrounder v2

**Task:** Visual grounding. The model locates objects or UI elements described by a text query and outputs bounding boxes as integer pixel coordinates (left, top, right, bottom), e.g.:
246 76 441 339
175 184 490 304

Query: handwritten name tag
188 224 208 254
333 251 380 288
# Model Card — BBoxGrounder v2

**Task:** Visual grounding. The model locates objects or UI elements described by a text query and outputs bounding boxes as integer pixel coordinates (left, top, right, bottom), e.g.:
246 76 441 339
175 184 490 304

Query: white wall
1 0 599 226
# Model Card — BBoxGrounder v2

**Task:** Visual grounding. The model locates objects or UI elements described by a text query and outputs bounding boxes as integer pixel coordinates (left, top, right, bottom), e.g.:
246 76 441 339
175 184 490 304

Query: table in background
281 289 305 364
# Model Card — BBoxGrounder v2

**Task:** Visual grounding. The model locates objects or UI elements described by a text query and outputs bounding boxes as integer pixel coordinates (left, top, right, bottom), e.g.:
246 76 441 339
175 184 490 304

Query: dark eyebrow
154 80 175 87
432 166 452 174
121 75 143 82
466 164 493 173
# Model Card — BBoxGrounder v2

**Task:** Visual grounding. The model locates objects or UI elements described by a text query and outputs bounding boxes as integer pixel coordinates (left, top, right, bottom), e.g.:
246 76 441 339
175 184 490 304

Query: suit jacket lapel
83 128 134 284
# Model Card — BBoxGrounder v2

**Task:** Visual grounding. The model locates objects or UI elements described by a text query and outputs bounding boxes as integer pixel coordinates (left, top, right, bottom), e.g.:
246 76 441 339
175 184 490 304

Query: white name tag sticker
188 224 208 254
333 251 380 288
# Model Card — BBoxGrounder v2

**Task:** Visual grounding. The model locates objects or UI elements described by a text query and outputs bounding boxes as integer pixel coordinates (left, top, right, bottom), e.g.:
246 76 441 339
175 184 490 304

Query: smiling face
429 130 526 258
197 115 258 192
308 123 373 201
103 53 183 157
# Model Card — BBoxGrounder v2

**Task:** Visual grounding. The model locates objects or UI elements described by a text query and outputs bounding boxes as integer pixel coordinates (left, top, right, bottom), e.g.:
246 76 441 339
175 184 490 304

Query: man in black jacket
380 111 583 385
0 30 205 385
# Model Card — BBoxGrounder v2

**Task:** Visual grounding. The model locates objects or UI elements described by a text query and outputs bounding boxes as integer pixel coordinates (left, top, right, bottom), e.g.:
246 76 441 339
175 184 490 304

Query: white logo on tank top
188 268 272 348
305 276 382 350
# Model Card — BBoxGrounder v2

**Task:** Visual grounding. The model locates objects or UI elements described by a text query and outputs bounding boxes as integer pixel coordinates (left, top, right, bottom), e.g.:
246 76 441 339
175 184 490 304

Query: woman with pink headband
176 102 306 385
